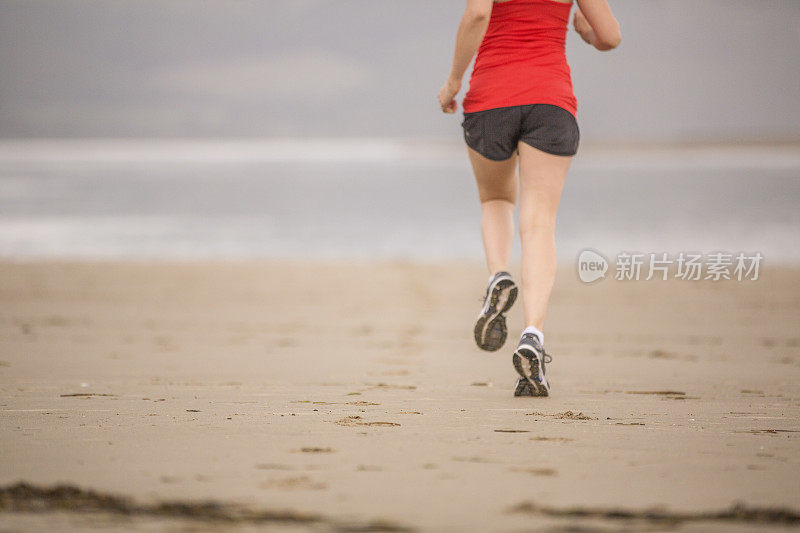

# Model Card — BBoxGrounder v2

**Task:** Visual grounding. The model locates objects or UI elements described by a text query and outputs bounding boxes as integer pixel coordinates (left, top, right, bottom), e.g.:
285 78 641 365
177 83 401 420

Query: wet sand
1 260 799 531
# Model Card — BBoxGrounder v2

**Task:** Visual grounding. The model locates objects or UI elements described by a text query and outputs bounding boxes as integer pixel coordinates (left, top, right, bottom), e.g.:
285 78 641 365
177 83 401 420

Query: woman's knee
518 208 557 235
478 190 516 204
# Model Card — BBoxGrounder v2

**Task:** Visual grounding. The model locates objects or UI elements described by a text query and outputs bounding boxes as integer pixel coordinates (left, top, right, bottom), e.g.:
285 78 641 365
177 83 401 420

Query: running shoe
512 333 552 397
474 271 518 352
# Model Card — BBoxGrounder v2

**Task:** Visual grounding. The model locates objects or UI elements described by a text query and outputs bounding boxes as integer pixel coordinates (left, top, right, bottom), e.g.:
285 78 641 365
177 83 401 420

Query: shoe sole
513 378 537 397
512 348 549 397
474 279 518 352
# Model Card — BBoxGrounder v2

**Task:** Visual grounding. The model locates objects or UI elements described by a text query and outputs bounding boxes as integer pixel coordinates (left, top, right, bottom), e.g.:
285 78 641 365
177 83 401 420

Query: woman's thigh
467 146 518 204
517 142 572 222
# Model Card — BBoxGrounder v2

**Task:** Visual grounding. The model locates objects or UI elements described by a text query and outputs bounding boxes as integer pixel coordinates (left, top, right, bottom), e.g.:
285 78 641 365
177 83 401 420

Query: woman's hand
438 78 461 114
572 10 594 45
574 0 621 50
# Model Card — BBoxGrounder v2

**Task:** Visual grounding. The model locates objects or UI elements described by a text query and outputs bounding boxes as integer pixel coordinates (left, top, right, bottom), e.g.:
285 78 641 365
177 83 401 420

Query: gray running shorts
461 103 579 160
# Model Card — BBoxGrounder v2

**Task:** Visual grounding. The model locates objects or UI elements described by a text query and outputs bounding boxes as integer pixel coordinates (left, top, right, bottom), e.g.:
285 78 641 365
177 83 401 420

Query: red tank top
462 0 577 116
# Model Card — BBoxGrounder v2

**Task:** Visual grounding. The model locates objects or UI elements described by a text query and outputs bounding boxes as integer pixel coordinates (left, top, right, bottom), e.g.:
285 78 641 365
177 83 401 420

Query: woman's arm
438 0 494 113
573 0 621 51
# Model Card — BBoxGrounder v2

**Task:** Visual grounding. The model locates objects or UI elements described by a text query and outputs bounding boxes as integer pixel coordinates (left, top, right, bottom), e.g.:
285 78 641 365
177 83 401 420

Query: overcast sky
1 0 799 142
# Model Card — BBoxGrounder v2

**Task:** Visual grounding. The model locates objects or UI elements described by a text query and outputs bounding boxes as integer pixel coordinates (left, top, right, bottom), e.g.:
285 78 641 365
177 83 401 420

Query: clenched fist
438 79 461 114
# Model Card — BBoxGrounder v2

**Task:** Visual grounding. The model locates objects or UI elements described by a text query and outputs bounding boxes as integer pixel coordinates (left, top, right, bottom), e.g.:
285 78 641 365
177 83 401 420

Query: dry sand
1 260 799 531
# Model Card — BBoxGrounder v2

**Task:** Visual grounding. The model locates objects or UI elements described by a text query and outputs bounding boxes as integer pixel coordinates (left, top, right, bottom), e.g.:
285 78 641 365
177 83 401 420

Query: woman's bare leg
517 142 572 331
467 146 518 276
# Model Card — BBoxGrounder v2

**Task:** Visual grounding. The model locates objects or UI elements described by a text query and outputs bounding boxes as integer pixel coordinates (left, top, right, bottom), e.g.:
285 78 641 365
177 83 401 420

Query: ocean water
0 139 798 263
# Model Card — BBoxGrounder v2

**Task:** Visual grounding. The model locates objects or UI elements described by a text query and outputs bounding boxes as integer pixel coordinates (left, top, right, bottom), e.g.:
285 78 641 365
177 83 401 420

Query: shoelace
516 336 553 364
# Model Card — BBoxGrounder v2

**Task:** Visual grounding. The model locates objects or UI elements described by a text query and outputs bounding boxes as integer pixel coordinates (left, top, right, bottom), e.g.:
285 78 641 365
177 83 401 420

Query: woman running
438 0 620 396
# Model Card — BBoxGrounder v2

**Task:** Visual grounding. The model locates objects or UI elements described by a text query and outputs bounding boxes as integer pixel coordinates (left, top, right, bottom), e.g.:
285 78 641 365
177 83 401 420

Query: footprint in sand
648 349 677 359
626 390 685 396
746 429 800 435
334 416 400 427
260 476 326 490
508 467 557 476
526 411 596 420
296 447 334 453
60 393 117 398
626 391 698 400
292 400 381 406
367 383 417 391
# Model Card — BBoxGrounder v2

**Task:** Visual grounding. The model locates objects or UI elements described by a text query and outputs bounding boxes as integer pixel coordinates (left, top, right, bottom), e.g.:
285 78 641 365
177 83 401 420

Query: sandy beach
1 260 799 531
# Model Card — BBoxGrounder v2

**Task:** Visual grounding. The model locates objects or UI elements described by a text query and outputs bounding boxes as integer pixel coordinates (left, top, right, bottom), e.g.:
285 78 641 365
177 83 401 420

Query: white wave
0 138 797 169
